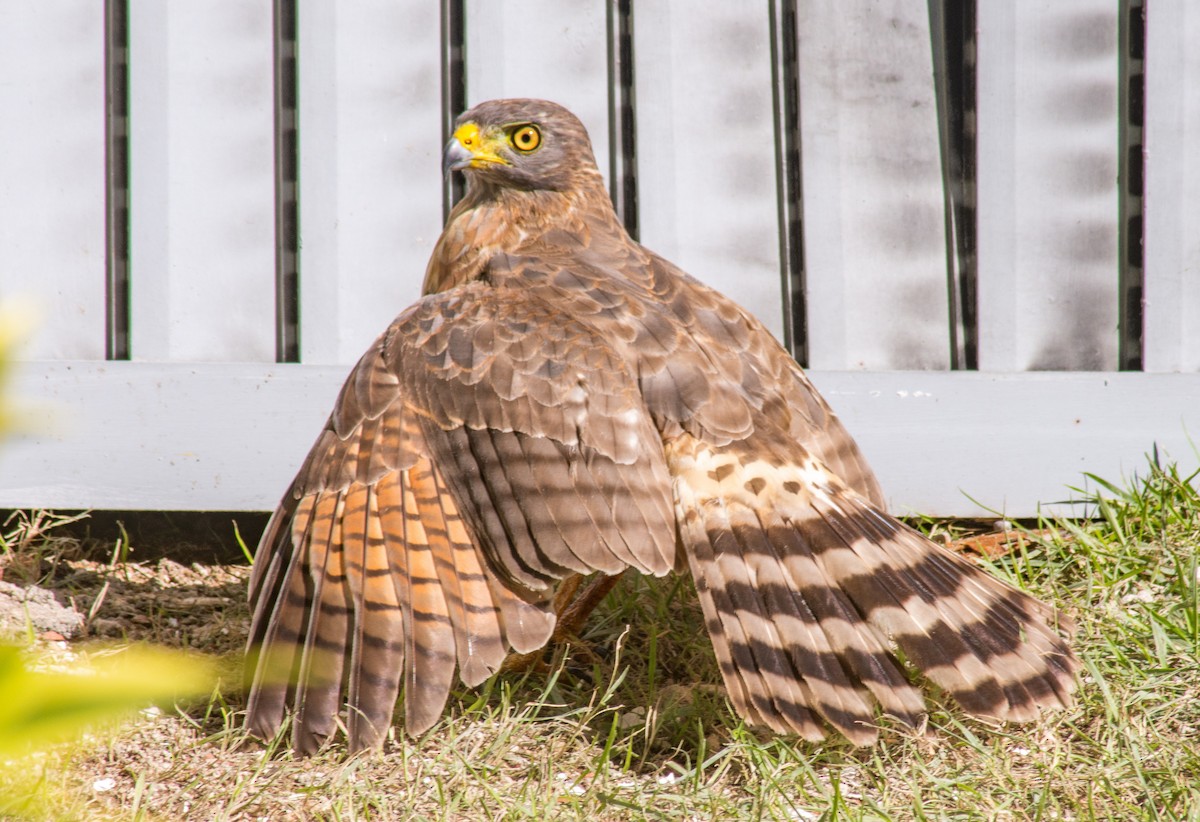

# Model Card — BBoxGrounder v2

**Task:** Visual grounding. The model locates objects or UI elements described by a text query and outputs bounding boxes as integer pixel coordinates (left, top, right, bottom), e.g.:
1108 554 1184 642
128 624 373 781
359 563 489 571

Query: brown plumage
245 98 1076 753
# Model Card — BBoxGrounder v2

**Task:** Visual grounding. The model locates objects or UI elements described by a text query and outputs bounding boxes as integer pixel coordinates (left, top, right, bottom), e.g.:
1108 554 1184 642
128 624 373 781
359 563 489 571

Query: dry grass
2 455 1199 820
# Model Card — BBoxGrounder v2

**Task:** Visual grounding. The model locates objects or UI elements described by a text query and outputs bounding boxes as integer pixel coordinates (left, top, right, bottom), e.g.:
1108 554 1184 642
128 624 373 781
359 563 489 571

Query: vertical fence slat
296 1 443 365
634 2 783 340
1143 5 1200 373
796 1 951 370
976 1 1120 371
463 0 611 189
1116 0 1144 371
127 1 276 362
0 3 107 359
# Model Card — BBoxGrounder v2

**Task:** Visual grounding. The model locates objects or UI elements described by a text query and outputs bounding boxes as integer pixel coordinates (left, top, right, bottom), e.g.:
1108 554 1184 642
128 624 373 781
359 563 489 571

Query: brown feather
245 98 1075 754
667 431 1075 743
394 467 457 735
291 493 350 754
342 484 405 750
415 459 507 688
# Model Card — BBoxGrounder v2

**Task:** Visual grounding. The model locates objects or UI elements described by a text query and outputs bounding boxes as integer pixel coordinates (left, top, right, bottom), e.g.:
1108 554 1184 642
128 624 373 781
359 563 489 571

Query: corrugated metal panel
295 1 442 366
1143 4 1200 373
0 3 107 359
2 1 1199 517
127 0 277 362
464 0 611 191
796 0 952 370
633 1 785 341
976 1 1121 371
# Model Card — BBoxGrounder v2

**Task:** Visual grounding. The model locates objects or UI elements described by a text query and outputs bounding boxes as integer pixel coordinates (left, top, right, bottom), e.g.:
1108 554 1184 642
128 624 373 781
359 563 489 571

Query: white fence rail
1 1 1197 518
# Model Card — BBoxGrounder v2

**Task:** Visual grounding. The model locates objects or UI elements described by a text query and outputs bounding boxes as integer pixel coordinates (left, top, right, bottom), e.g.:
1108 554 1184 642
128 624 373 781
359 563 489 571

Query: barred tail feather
814 494 1077 718
246 466 542 752
244 496 313 743
342 480 405 749
292 494 351 754
669 435 1077 745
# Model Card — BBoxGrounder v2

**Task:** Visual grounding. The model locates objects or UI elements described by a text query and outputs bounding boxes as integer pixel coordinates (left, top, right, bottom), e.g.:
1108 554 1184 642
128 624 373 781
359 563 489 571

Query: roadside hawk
245 98 1076 754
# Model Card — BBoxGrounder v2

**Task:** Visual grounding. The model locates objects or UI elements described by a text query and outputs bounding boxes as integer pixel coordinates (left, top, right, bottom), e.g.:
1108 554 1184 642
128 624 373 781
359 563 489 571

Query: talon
499 571 626 675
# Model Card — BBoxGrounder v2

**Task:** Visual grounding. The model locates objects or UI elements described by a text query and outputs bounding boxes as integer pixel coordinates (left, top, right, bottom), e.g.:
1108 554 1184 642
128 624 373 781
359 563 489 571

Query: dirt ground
0 511 260 651
8 507 1181 821
0 512 734 819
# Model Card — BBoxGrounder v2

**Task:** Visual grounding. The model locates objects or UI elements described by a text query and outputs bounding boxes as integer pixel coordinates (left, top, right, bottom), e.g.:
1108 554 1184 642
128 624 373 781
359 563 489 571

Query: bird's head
443 99 602 194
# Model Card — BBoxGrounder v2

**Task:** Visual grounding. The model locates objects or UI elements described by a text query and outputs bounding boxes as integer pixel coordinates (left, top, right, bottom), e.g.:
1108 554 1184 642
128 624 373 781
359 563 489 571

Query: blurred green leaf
0 297 39 438
0 643 216 757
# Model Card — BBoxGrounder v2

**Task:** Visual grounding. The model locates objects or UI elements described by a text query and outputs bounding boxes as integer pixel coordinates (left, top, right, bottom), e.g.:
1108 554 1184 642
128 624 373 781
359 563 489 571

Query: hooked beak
442 122 511 178
442 138 474 178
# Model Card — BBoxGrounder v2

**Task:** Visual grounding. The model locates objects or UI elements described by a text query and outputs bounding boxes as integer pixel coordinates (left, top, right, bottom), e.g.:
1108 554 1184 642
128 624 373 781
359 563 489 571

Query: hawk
244 99 1076 754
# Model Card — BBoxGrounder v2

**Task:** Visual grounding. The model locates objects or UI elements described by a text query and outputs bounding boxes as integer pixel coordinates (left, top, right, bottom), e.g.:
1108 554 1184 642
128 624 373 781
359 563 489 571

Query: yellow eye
510 125 541 152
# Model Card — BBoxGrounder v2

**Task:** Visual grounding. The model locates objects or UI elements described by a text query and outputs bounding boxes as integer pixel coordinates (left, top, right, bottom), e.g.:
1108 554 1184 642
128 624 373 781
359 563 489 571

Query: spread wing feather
668 430 1076 745
248 194 1076 753
245 283 677 752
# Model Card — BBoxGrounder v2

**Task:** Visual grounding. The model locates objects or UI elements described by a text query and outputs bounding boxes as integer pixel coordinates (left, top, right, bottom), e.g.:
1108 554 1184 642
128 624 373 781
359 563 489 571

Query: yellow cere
453 122 480 149
452 122 512 168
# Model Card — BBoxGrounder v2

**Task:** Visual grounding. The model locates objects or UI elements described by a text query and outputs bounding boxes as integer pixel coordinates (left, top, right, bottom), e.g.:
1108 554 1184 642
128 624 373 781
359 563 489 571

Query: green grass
3 454 1199 820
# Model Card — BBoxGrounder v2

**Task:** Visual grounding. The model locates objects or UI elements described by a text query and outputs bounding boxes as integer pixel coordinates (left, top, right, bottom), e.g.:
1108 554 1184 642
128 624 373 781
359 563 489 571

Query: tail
667 434 1077 745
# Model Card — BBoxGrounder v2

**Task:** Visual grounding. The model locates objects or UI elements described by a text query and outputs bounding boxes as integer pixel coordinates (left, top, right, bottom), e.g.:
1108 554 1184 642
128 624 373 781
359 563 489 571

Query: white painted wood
463 0 610 190
976 1 1121 371
795 0 951 370
127 0 276 362
0 361 338 511
3 363 1197 517
1143 4 1200 373
0 3 106 360
809 371 1200 518
633 1 785 341
296 1 443 365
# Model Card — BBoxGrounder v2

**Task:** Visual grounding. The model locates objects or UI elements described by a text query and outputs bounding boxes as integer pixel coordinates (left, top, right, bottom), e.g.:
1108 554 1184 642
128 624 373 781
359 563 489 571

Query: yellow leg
499 571 626 674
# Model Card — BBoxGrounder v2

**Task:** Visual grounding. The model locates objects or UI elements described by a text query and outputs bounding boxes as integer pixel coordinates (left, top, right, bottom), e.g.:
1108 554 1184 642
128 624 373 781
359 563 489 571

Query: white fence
0 1 1196 518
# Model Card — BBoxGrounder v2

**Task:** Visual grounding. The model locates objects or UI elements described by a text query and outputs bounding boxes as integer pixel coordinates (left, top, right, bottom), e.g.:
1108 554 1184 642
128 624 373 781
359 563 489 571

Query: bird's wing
668 428 1077 745
482 245 885 505
500 245 1076 744
637 251 886 506
245 281 676 753
628 260 1079 744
